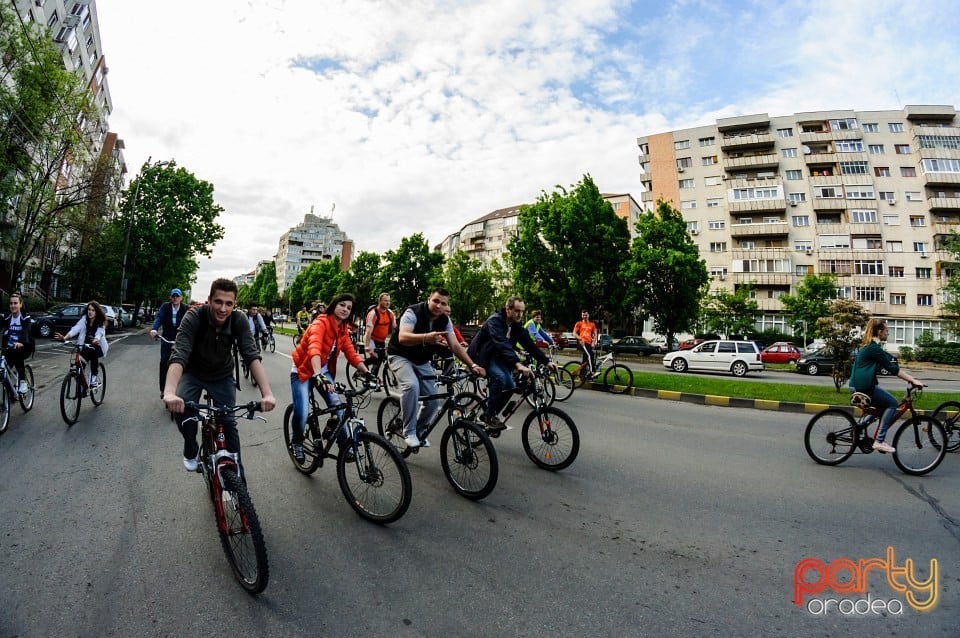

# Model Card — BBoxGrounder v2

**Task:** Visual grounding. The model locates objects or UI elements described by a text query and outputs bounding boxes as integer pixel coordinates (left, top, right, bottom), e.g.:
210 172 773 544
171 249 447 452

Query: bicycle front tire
268 335 276 353
90 363 106 406
521 406 580 471
891 416 947 476
19 364 35 412
930 400 960 453
803 409 857 466
282 404 321 474
562 362 586 389
552 367 576 401
60 373 82 426
336 431 412 524
602 363 632 394
376 396 412 457
217 468 269 594
0 382 9 435
440 419 498 500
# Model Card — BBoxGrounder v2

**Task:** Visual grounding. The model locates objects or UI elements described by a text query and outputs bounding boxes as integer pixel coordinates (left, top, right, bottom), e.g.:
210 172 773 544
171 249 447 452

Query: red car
760 342 803 364
679 338 704 350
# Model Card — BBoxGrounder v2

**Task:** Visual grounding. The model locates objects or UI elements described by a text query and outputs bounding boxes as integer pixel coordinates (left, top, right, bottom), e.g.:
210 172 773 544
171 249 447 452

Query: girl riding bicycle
55 301 109 389
849 318 922 453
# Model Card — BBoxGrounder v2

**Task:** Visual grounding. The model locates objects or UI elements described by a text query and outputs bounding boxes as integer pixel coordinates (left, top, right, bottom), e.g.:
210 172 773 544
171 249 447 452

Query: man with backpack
364 292 396 367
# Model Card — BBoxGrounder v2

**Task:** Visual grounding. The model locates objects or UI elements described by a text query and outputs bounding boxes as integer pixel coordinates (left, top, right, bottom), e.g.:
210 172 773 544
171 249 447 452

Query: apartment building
636 105 960 347
437 193 642 266
274 213 353 294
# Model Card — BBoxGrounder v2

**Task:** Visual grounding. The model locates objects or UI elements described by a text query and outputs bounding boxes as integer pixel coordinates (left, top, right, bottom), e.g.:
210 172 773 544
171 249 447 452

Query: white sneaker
419 438 431 448
90 375 99 388
873 440 896 453
17 380 28 394
183 456 199 472
404 434 421 449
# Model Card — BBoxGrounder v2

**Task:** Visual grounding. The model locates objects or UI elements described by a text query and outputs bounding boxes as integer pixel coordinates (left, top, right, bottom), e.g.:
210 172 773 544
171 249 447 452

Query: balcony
729 222 790 238
804 152 837 164
727 198 787 214
719 132 775 151
812 198 847 211
809 175 843 187
756 298 785 311
933 222 960 236
723 153 779 170
923 171 960 186
732 272 794 286
800 129 862 143
913 124 960 138
929 197 960 211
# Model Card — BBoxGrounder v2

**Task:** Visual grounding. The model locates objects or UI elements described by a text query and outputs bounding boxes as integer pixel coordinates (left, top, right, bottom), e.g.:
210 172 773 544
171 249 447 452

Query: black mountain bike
0 352 35 435
929 400 960 453
282 379 412 524
58 340 106 426
183 397 269 594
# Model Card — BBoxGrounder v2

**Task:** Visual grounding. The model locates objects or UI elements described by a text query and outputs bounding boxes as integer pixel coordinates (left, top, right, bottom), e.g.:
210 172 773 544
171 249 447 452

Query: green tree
938 231 960 336
817 298 870 391
287 257 346 310
778 273 838 346
248 262 278 308
701 284 759 338
379 233 443 310
621 199 709 348
0 7 107 292
509 174 630 328
342 251 383 310
442 250 495 324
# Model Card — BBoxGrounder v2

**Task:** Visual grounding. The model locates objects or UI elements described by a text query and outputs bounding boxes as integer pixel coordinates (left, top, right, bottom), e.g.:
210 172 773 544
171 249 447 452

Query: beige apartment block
636 105 960 347
274 213 353 294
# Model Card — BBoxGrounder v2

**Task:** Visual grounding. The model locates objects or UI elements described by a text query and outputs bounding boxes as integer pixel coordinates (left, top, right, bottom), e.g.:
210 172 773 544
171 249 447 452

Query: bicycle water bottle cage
850 392 872 409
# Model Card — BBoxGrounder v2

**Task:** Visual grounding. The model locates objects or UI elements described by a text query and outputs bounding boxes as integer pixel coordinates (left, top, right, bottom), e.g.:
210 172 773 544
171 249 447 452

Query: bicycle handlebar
184 400 264 421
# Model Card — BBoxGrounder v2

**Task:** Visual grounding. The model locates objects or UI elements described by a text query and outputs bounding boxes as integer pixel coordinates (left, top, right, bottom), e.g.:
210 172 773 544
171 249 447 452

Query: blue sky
95 0 960 296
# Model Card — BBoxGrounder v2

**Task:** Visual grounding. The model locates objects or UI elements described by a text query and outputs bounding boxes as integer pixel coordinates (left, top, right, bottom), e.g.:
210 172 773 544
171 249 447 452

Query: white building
275 213 353 294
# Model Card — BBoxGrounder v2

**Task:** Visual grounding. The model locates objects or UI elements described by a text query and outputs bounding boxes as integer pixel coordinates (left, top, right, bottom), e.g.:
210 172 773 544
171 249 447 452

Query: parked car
649 336 679 353
557 332 578 349
611 336 659 356
760 342 803 365
796 347 897 376
99 305 120 332
678 333 721 350
30 304 87 338
597 334 613 351
662 340 764 377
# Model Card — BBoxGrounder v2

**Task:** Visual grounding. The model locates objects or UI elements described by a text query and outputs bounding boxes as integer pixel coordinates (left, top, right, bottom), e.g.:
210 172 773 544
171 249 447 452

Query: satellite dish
802 145 812 154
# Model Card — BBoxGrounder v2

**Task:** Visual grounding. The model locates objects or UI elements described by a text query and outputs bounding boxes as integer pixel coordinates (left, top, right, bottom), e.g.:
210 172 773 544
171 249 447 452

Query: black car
611 335 659 356
796 347 896 376
30 304 87 338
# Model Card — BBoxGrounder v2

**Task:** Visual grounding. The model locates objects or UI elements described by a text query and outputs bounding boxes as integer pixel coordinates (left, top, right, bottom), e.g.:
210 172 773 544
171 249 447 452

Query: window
875 166 890 177
797 265 814 275
916 267 932 279
895 144 911 154
687 221 699 232
789 192 807 203
675 140 690 150
900 166 917 177
710 267 728 277
740 240 756 249
785 169 802 180
836 140 864 152
830 118 858 130
702 155 718 165
913 241 929 253
863 123 879 133
882 215 899 226
708 220 726 230
851 209 877 223
821 259 853 274
47 10 58 28
704 176 723 186
820 235 851 249
706 198 721 208
888 266 904 278
887 240 903 252
909 215 926 227
921 158 960 173
856 287 885 302
846 187 874 199
681 200 697 209
815 186 842 199
840 161 869 175
679 178 694 188
889 122 904 133
677 157 692 169
781 148 798 158
878 191 896 201
777 128 794 137
795 240 813 251
709 242 727 252
890 293 906 305
699 136 715 146
869 144 885 154
732 186 781 200
855 260 884 275
917 294 933 306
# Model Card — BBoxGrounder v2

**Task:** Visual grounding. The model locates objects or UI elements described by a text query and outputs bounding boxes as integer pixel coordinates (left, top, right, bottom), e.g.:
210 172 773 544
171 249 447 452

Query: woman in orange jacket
288 293 371 463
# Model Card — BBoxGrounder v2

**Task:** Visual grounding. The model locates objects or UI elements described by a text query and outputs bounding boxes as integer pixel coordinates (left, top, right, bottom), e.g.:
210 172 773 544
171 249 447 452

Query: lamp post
120 158 170 305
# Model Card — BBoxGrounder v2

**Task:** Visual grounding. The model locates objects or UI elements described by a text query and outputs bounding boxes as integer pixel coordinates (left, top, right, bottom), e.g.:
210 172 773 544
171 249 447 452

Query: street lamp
119 158 170 306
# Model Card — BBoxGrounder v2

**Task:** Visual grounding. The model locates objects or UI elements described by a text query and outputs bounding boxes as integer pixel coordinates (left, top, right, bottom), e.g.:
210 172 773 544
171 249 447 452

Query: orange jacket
292 314 363 382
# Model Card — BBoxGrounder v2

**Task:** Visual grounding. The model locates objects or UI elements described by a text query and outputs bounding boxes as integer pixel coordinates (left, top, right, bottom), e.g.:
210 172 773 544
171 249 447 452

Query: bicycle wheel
233 353 241 390
18 365 35 412
803 409 857 466
90 363 106 406
440 419 498 500
381 364 399 396
552 368 576 402
448 391 485 426
217 468 269 594
60 373 82 426
0 383 9 435
336 431 412 524
523 375 556 408
891 416 947 476
930 401 960 452
602 363 633 394
521 406 580 471
562 362 586 389
268 335 276 353
376 396 412 457
282 404 322 474
293 333 301 348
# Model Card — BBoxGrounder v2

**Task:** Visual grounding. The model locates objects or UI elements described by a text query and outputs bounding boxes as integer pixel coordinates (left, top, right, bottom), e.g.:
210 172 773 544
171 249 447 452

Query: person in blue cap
151 288 186 397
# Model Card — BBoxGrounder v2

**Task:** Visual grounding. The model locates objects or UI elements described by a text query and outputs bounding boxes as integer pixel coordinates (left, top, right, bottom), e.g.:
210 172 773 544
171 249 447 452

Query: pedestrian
150 288 187 397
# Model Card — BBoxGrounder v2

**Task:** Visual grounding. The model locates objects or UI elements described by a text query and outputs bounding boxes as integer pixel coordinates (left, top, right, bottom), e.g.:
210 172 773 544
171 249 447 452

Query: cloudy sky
95 0 960 298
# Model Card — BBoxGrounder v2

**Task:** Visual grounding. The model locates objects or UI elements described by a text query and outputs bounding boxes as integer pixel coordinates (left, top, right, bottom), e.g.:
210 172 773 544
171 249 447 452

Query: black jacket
468 308 549 369
0 312 34 354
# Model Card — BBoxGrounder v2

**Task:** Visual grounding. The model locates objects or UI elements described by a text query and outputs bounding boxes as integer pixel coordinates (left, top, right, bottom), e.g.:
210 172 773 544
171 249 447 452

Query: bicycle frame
305 382 372 463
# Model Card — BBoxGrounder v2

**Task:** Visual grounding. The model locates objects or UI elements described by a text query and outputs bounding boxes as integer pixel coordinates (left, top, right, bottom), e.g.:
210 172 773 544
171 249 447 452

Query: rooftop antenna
894 88 902 109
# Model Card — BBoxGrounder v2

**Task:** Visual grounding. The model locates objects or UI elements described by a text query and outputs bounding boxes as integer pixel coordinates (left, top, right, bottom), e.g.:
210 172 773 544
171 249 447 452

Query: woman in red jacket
288 293 371 463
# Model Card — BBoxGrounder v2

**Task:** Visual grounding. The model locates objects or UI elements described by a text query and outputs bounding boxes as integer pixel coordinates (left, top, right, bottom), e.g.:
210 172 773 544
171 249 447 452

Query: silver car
661 340 764 377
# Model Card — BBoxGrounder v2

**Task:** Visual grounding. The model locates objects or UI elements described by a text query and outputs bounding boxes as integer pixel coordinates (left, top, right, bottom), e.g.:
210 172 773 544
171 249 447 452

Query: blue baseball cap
170 288 183 297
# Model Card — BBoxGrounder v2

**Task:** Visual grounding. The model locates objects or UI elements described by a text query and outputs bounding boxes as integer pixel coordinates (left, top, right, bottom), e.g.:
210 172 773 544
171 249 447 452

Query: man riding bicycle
296 305 310 335
364 292 396 369
573 309 599 379
246 306 268 351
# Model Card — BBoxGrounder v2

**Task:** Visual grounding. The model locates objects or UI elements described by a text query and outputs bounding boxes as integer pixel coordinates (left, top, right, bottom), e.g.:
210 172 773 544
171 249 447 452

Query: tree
248 261 278 308
509 175 630 329
442 250 495 324
701 284 759 338
937 231 960 336
0 7 107 292
621 199 709 349
379 233 443 310
341 251 383 310
287 257 346 311
817 298 870 391
779 274 838 345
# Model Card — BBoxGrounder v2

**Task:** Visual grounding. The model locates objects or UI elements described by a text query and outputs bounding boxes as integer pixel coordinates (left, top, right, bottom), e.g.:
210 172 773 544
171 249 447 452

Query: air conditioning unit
805 249 814 255
920 252 929 259
690 229 699 235
790 201 798 207
677 167 685 173
888 199 896 205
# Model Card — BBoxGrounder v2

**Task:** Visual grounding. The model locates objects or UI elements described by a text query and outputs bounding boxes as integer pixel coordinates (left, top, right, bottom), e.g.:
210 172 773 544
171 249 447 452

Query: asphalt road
0 331 957 637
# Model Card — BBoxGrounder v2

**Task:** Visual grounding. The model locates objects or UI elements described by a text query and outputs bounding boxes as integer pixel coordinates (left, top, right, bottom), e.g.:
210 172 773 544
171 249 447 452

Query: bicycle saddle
850 392 872 409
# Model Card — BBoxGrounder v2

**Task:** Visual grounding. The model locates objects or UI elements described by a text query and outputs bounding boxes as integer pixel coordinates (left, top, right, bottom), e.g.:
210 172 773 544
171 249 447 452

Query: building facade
636 105 960 348
274 213 353 294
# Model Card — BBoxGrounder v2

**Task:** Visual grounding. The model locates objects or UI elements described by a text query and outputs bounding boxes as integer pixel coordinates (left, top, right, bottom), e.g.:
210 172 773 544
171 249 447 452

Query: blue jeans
484 358 516 419
289 372 344 445
860 385 898 442
388 355 441 439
